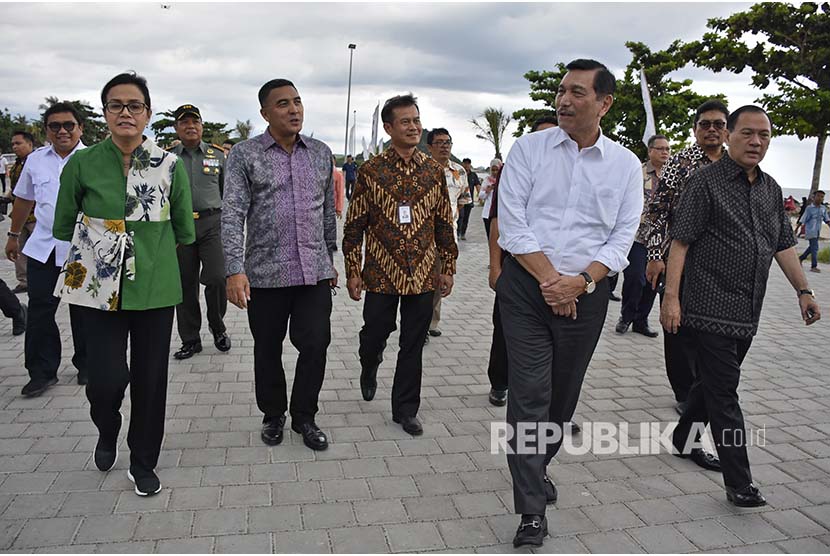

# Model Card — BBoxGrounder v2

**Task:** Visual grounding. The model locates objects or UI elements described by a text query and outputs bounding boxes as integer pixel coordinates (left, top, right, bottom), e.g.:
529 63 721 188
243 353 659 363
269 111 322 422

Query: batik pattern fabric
643 143 715 261
342 147 458 295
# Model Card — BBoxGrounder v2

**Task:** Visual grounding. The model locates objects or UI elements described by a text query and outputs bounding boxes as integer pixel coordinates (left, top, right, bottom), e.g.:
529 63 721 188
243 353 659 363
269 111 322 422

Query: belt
193 208 221 220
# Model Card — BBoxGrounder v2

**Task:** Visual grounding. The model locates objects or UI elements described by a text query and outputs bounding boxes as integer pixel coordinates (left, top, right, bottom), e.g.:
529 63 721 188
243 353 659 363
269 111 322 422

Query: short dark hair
462 158 471 164
727 104 772 132
346 154 353 160
12 130 34 145
815 190 825 196
694 99 729 126
43 102 83 126
531 116 558 132
647 134 668 148
101 71 151 108
427 128 450 145
381 94 418 124
565 59 616 96
258 79 296 106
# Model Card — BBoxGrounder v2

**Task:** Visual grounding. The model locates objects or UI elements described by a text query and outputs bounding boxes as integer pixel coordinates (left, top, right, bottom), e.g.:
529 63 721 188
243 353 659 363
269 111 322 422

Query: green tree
512 43 720 160
233 119 254 141
39 96 108 146
0 109 43 153
682 1 830 192
470 107 512 160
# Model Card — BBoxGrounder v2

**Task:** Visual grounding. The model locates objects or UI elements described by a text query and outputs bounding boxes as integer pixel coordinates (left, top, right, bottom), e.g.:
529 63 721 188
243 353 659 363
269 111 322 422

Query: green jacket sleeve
53 154 84 242
170 158 196 245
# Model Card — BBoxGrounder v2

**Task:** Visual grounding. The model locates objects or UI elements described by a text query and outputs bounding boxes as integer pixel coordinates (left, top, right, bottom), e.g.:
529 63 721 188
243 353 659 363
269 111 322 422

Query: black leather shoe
674 401 688 416
513 514 548 548
261 414 286 446
632 323 659 338
543 475 558 504
291 421 328 451
11 284 27 294
568 421 581 435
675 447 721 471
428 329 442 337
173 342 202 360
489 388 507 406
360 365 378 401
609 292 621 302
213 331 231 352
21 377 58 398
615 317 631 334
12 303 26 336
77 374 88 386
393 415 423 436
726 484 767 507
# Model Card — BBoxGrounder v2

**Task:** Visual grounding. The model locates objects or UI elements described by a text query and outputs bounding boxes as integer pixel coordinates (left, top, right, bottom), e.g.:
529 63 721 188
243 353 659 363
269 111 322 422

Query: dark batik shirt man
670 155 797 338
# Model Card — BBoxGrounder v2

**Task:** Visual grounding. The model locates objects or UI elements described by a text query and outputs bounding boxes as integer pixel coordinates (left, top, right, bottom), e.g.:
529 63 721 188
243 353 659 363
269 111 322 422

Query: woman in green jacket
53 72 195 497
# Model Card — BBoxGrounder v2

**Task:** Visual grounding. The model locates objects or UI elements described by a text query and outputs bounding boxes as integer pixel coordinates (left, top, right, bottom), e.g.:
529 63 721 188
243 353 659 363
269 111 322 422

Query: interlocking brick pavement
0 207 828 553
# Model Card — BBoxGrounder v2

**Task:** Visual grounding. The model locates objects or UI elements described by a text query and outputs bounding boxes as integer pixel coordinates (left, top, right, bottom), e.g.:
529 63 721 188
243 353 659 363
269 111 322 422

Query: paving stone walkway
0 207 828 553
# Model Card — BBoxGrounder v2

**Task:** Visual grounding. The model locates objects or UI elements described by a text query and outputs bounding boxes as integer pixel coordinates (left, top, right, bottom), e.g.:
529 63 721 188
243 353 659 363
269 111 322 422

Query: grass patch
819 246 830 264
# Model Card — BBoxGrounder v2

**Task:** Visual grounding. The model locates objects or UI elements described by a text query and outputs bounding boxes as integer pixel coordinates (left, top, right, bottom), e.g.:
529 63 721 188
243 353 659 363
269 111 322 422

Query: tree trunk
811 131 827 194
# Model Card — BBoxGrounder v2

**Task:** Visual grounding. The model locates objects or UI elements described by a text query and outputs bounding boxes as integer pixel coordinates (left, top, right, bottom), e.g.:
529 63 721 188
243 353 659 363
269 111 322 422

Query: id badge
398 204 412 225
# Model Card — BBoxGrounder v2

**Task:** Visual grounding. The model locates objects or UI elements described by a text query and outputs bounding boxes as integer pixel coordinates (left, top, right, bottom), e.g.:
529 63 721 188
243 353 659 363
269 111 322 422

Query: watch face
586 281 595 294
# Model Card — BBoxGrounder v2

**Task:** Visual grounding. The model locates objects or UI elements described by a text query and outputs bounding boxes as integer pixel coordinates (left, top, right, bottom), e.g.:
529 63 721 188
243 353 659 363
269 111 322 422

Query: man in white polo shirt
5 102 88 397
497 59 643 548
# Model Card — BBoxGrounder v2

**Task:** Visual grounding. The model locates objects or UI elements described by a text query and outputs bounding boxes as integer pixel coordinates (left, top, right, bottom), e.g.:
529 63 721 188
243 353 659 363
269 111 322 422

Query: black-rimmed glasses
104 101 149 115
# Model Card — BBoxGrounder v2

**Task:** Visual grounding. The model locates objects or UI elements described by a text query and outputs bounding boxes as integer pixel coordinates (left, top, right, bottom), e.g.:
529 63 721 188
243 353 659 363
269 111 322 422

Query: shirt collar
385 146 426 166
722 153 766 185
48 140 85 159
551 126 607 157
259 131 308 152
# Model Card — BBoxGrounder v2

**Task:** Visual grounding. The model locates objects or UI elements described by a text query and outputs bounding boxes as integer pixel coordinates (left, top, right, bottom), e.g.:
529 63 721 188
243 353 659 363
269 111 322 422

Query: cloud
1 2 825 188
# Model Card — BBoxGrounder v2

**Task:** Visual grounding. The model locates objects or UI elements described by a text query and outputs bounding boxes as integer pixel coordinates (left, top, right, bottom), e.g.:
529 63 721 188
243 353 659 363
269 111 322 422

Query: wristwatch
7 231 20 238
798 288 815 298
580 272 595 294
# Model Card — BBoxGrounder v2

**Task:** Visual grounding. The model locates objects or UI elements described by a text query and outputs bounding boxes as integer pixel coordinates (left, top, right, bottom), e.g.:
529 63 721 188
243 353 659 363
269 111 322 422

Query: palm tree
234 119 253 141
469 107 512 160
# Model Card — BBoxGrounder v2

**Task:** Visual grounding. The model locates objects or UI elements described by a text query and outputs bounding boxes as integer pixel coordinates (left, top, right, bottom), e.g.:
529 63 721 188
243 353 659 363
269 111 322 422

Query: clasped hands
540 273 585 320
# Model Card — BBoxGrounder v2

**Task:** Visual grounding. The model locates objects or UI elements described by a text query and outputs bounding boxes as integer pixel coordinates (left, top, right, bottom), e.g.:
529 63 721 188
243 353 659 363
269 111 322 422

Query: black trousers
608 273 618 293
0 278 21 320
248 281 332 424
25 251 86 382
487 295 508 391
457 203 474 237
659 276 697 402
77 305 174 473
620 242 658 325
672 329 753 490
483 217 492 241
345 180 356 200
175 213 227 344
498 256 608 515
359 291 433 419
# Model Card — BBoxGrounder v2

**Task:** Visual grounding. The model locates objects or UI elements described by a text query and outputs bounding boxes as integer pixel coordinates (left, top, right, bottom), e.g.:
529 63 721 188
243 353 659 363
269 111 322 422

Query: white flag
362 136 370 161
640 68 657 147
370 103 379 154
349 122 356 156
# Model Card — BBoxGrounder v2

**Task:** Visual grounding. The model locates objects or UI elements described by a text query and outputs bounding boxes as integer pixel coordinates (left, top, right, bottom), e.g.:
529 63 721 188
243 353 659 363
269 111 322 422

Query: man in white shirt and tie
497 59 643 548
5 102 88 397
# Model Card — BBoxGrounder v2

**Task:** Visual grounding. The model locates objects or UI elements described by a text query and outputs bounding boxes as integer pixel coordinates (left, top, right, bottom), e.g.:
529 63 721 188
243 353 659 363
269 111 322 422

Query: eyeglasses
46 122 77 133
104 101 148 115
432 140 452 147
697 120 726 130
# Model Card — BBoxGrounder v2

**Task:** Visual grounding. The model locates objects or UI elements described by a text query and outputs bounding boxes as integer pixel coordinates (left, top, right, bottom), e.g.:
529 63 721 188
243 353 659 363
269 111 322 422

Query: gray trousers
175 212 227 344
497 256 608 515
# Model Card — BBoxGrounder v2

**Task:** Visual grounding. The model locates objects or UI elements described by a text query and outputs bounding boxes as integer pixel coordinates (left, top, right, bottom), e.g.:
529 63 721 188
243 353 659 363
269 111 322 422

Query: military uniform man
170 104 231 359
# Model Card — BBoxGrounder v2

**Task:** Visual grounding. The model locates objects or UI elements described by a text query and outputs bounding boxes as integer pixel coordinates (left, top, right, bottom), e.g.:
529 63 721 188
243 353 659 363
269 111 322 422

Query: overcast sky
1 1 826 193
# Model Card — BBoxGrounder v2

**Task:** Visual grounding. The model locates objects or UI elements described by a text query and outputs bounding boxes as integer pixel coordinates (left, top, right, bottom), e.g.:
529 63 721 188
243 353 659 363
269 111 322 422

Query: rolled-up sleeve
221 147 251 276
593 158 644 273
497 139 542 255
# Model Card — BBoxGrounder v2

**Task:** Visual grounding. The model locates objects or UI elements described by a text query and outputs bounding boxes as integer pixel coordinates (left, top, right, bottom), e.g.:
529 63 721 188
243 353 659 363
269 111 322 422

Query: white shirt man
495 59 642 549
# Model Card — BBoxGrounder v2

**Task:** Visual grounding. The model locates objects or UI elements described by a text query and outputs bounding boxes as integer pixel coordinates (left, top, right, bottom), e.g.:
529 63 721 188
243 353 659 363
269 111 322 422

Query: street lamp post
344 43 357 158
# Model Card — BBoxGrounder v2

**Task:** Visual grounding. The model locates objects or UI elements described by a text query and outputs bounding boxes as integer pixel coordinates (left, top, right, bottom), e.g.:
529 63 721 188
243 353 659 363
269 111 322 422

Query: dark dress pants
457 203 473 236
672 329 753 490
483 218 492 241
498 256 608 515
175 213 227 344
25 251 87 382
0 278 21 320
358 291 433 420
487 295 508 391
248 281 332 425
659 274 697 402
621 242 657 326
77 305 174 473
